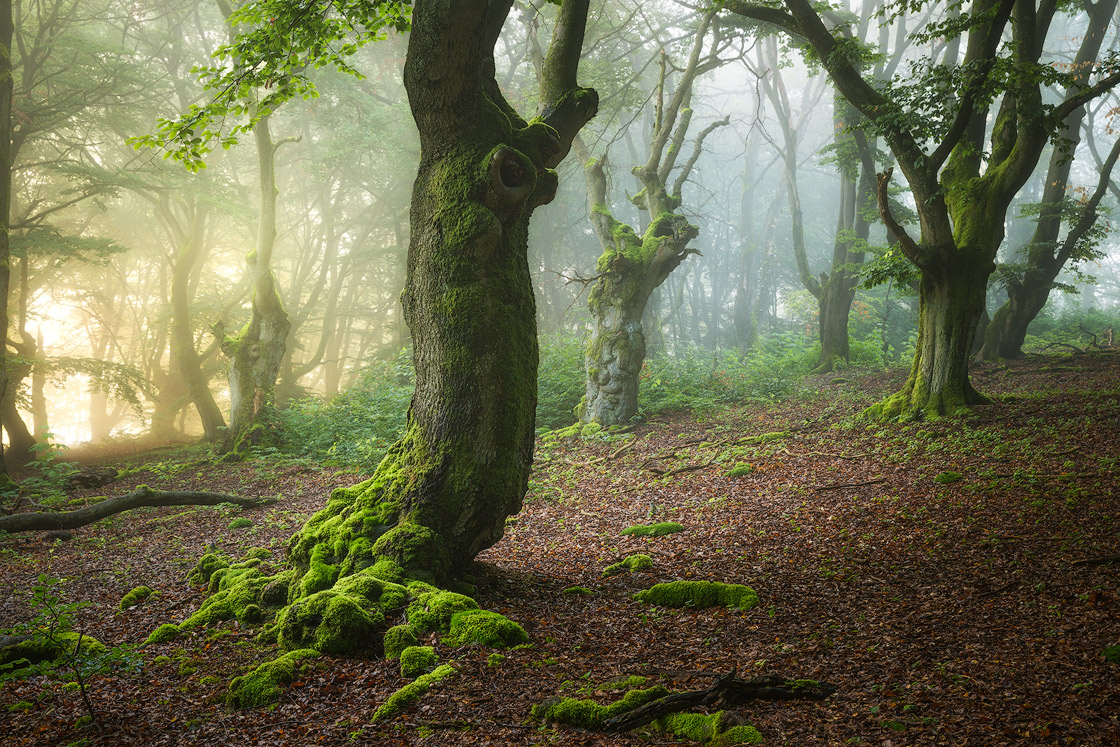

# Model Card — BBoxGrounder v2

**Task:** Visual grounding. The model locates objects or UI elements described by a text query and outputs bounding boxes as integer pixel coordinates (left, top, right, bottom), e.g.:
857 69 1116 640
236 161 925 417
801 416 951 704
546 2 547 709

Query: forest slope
0 352 1117 746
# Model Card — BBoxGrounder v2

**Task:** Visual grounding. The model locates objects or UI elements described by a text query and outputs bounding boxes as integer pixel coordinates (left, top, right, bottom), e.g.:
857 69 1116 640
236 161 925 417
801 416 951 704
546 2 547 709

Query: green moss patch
382 625 419 659
533 685 671 729
407 590 479 635
657 711 762 745
442 609 528 648
634 581 758 611
187 553 229 587
119 585 157 610
144 624 181 645
934 471 963 483
228 517 253 530
562 586 595 595
371 664 456 723
0 631 105 668
399 645 437 678
726 463 754 477
621 522 684 537
276 589 385 654
1104 644 1120 664
226 648 319 709
603 554 654 577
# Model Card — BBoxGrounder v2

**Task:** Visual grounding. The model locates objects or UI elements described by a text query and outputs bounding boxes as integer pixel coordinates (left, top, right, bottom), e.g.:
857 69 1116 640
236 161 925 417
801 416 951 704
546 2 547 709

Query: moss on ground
633 581 758 611
657 711 763 745
371 664 456 723
442 609 528 648
119 585 157 610
399 645 437 678
1105 644 1120 664
533 685 671 728
382 625 419 659
562 586 595 595
276 589 385 654
226 648 319 709
144 623 181 645
621 522 684 537
407 590 479 634
0 631 106 668
726 463 753 477
603 554 654 577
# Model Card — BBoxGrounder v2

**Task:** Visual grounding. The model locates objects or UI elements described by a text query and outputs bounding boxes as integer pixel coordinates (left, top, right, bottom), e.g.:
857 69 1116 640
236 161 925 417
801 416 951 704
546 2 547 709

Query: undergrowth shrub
1023 307 1120 353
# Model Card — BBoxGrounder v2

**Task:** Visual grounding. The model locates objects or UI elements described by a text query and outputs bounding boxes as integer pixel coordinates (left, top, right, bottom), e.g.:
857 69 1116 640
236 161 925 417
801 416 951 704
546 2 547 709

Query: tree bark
0 0 13 490
285 0 597 583
221 112 292 456
0 487 276 533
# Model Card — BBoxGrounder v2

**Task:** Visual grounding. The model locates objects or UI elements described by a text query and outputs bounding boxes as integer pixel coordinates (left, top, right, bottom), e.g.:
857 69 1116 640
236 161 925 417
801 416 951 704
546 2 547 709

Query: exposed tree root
0 487 276 533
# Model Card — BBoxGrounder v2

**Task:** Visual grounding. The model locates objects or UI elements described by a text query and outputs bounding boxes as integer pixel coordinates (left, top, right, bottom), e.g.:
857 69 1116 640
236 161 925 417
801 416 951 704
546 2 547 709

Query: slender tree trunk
169 205 226 441
0 0 12 488
221 113 291 455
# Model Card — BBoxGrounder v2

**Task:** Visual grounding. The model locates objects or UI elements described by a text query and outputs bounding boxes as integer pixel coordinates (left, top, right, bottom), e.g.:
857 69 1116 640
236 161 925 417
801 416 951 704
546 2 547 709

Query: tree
0 0 16 486
574 7 726 426
728 0 1120 418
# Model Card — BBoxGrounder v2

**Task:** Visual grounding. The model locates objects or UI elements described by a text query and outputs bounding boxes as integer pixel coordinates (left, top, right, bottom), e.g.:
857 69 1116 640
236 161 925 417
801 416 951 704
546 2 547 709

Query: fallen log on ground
602 672 837 733
0 487 277 533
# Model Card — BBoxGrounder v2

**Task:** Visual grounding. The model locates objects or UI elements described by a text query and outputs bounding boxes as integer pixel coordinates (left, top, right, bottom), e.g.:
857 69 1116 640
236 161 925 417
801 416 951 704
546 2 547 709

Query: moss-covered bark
0 1 14 488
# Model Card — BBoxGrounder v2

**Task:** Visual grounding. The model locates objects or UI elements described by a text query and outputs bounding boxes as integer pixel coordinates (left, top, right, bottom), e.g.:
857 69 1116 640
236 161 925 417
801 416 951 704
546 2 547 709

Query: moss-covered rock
187 553 229 587
399 645 437 678
226 648 319 709
276 589 385 654
144 623 181 645
657 711 763 745
245 547 272 559
228 517 253 530
0 631 106 668
533 685 671 728
406 590 479 635
371 664 456 723
442 609 528 648
119 585 157 610
934 471 963 483
562 586 595 595
603 554 653 577
633 581 758 611
726 463 753 478
382 625 419 659
621 522 684 537
1104 644 1120 664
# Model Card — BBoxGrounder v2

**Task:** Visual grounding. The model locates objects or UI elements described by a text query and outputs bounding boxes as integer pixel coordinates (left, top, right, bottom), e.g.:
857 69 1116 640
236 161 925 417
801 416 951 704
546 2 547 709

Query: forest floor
0 352 1118 746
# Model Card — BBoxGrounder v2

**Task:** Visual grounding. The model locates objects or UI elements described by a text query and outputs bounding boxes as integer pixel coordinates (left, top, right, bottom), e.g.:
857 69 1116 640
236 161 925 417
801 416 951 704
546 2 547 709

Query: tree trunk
169 205 226 441
221 113 291 456
865 258 990 419
284 0 597 583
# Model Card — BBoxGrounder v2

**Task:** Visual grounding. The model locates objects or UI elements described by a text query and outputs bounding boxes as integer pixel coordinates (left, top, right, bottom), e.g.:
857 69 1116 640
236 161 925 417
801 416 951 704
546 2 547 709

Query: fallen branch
1072 555 1120 567
814 477 886 491
602 672 837 733
0 487 277 533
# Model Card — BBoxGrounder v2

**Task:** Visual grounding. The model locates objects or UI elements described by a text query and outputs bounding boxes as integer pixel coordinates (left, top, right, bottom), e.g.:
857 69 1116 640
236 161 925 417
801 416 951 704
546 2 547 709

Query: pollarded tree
728 0 1120 418
575 7 727 426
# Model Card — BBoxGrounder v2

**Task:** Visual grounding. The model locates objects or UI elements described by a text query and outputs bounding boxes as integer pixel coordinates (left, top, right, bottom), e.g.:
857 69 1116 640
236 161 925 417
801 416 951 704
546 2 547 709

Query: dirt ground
1 352 1117 746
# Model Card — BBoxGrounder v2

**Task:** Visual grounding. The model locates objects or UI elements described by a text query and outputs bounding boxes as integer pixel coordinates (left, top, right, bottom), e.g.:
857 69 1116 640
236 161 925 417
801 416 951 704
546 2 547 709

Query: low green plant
0 574 142 725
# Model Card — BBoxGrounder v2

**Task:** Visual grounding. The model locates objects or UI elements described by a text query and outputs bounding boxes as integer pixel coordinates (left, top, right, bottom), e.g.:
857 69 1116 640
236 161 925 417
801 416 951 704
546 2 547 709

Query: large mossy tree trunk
221 113 291 456
577 10 723 426
286 0 597 583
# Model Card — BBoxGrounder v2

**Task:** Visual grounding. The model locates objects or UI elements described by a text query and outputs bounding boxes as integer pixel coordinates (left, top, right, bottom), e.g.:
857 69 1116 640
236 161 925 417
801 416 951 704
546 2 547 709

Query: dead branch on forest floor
0 487 276 533
814 477 886 491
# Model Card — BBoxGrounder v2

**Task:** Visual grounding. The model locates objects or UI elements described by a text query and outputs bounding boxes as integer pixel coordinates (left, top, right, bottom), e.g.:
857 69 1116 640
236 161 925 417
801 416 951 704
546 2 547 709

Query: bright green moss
332 571 408 611
226 649 319 709
187 553 229 586
245 547 271 559
228 517 253 530
562 586 595 595
119 585 156 610
534 685 671 728
603 554 654 577
296 544 341 598
655 711 762 744
399 646 437 678
726 463 754 477
144 624 181 645
934 471 963 483
1105 644 1120 664
382 625 419 659
621 522 684 537
369 558 405 584
487 653 505 667
181 571 275 629
442 609 528 648
714 725 764 745
407 590 479 635
0 631 105 668
371 522 450 583
276 590 384 654
633 581 759 611
371 664 456 723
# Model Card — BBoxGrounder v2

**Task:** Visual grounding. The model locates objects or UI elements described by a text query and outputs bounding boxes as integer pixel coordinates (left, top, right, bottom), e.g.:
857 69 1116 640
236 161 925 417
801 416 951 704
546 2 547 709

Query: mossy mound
934 471 963 483
187 553 230 587
621 522 684 537
371 664 456 723
633 581 758 611
119 585 157 610
442 609 528 648
1104 644 1120 664
726 463 753 478
407 590 479 634
562 586 595 595
228 517 253 530
226 648 319 709
382 625 419 659
144 623 181 645
533 685 671 729
399 645 437 678
276 589 386 654
0 631 106 669
603 554 654 577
